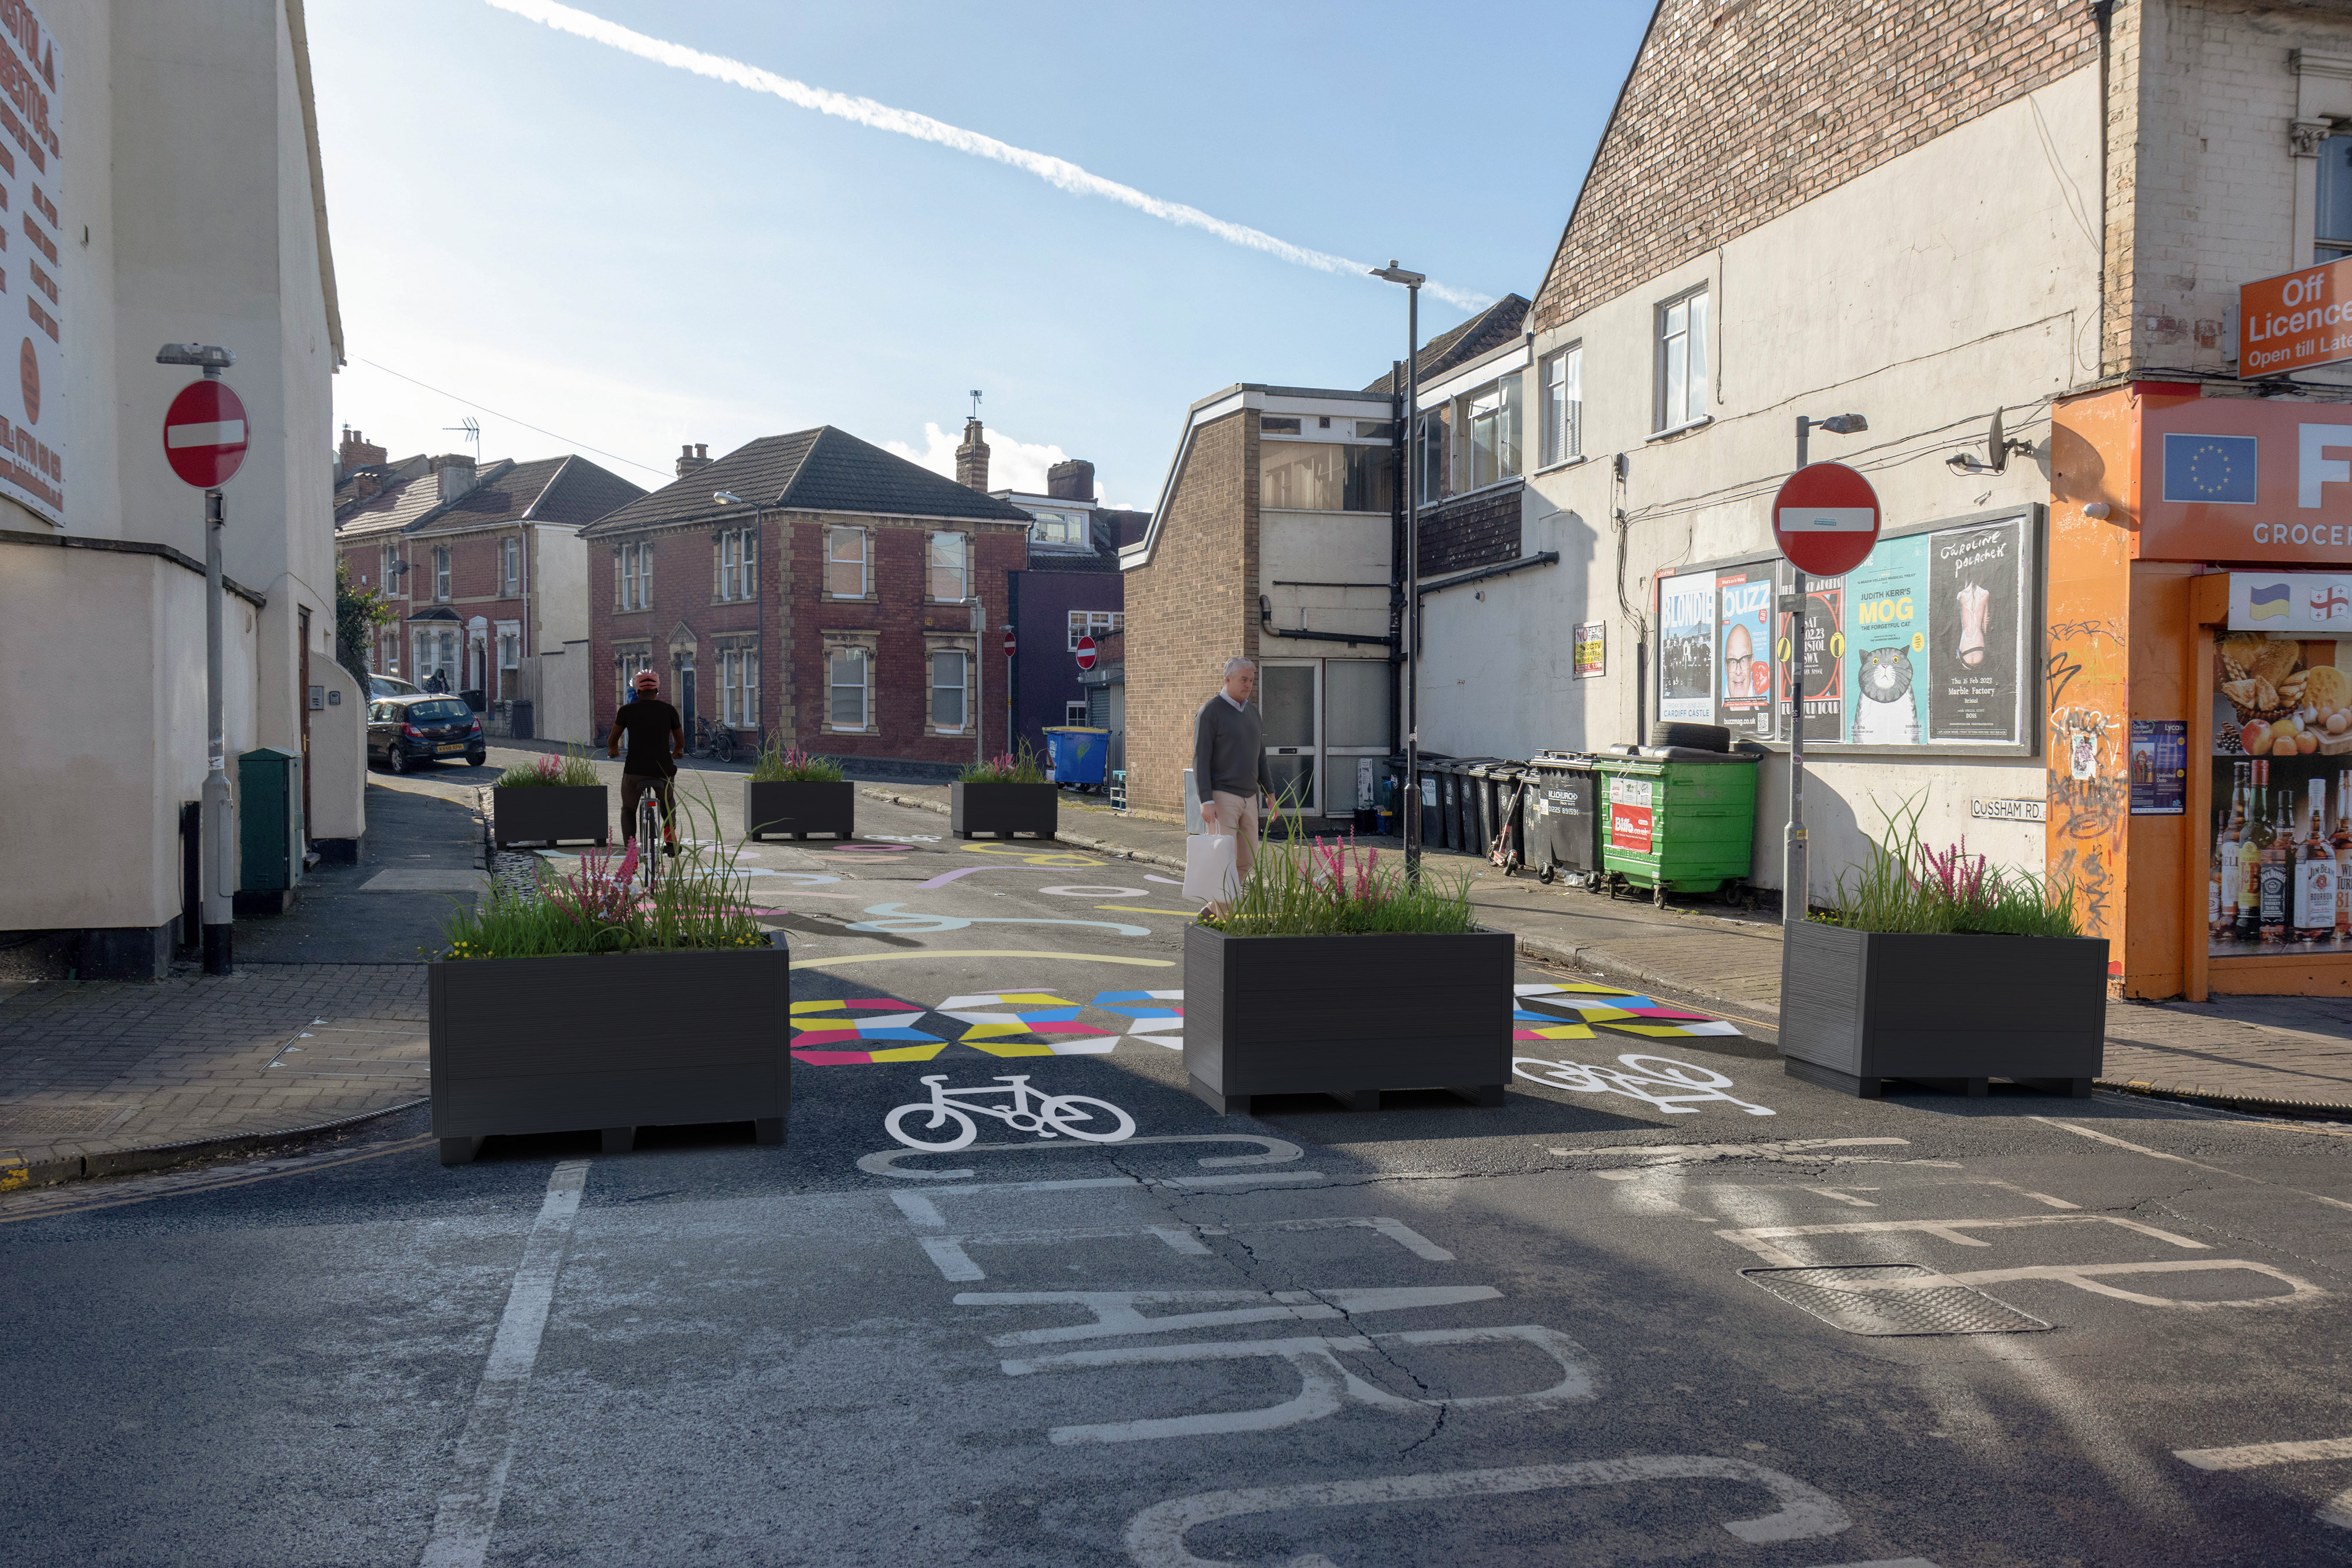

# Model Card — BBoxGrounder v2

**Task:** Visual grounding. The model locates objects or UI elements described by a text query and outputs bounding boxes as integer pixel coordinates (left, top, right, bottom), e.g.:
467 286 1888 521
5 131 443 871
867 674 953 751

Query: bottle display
2219 763 2247 938
2296 780 2335 942
2333 772 2351 942
2240 760 2270 944
2259 784 2291 944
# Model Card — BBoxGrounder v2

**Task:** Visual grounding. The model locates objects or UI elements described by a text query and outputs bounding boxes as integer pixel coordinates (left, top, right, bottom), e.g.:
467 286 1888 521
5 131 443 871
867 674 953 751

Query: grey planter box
1779 921 2105 1098
951 780 1057 840
1184 922 1514 1114
430 946 790 1164
493 784 609 849
746 780 854 841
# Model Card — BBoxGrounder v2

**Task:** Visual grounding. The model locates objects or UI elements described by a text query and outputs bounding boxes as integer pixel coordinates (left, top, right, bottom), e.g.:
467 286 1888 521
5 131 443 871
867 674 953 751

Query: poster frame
1651 503 2044 760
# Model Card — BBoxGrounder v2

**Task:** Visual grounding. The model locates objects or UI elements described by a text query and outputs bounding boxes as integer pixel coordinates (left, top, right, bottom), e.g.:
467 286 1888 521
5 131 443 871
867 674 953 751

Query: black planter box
1184 923 1514 1113
1779 921 2106 1098
493 784 609 849
430 946 790 1164
745 780 855 841
951 780 1057 840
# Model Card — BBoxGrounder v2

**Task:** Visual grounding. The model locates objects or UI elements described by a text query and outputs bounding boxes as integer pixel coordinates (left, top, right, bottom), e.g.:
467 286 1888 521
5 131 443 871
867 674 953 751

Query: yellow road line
0 1135 438 1225
790 948 1174 969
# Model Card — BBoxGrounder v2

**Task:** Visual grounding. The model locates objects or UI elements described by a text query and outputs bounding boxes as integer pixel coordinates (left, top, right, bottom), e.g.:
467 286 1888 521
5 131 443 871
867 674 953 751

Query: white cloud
483 0 1494 312
884 422 1074 498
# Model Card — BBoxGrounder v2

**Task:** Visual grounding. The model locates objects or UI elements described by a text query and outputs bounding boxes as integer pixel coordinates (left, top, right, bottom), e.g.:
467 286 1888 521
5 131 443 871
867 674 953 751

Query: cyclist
607 669 684 855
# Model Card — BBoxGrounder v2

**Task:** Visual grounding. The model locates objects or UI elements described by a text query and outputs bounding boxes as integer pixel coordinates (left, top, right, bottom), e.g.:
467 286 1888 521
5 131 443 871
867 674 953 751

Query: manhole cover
0 1105 119 1135
1742 1265 2051 1335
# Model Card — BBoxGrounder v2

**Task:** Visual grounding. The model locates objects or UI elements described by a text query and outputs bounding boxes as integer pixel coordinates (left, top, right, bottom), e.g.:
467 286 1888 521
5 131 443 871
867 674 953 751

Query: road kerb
0 1097 429 1191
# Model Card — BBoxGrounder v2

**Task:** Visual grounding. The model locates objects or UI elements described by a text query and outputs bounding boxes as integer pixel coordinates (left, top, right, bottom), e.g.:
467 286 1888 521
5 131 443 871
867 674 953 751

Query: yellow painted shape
966 1039 1060 1058
957 844 1107 867
1601 1022 1707 1037
866 1044 949 1062
988 993 1083 1008
789 950 1175 969
1521 1022 1596 1040
1537 983 1639 997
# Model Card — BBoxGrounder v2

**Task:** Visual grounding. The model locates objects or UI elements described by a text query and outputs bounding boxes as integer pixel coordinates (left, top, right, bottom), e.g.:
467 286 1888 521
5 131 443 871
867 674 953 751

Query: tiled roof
334 468 449 539
580 426 1038 539
1360 294 1533 395
336 455 646 543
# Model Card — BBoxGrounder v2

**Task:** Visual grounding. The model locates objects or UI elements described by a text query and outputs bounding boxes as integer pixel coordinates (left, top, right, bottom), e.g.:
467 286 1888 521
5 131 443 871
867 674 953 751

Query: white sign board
0 5 62 523
2226 570 2352 632
1970 797 2047 823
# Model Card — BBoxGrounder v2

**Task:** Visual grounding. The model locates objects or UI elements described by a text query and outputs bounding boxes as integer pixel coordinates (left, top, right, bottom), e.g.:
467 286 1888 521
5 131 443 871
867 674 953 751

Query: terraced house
582 426 1035 769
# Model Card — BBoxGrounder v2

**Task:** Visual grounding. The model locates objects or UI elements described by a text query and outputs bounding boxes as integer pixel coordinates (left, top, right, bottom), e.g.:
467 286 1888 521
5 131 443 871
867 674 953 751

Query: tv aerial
444 415 482 462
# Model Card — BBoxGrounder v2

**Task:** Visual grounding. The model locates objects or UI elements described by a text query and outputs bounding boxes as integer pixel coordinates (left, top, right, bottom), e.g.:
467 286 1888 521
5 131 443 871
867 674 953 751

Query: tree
336 556 393 682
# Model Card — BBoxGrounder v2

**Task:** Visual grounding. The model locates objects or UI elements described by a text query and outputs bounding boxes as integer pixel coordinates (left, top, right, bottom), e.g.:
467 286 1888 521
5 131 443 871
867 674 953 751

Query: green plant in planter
447 776 769 958
749 738 846 783
959 742 1047 784
1825 793 2083 938
1201 813 1477 937
494 748 600 789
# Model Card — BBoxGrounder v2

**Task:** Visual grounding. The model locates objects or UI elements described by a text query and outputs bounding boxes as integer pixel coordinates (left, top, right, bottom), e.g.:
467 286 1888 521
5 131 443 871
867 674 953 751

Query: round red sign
162 379 250 489
1772 461 1880 577
1001 631 1017 657
1075 636 1097 671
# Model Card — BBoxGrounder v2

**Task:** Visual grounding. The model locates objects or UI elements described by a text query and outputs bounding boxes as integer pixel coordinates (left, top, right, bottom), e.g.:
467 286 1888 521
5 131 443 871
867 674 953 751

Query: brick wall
1417 482 1522 577
1124 411 1253 814
339 527 534 699
1534 0 2100 335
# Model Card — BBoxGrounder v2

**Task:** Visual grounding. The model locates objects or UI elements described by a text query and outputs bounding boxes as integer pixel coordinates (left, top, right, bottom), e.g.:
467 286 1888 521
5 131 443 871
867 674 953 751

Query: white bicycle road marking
906 1213 1451 1282
1514 1053 1776 1116
1003 1323 1595 1443
883 1074 1136 1152
1714 1213 2212 1268
1121 1456 1860 1567
2176 1435 2352 1531
954 1286 1504 1346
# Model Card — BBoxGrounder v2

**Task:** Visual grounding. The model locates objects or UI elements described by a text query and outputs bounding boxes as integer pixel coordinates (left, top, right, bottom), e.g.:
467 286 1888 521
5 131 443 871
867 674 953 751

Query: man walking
607 669 683 854
1194 657 1277 898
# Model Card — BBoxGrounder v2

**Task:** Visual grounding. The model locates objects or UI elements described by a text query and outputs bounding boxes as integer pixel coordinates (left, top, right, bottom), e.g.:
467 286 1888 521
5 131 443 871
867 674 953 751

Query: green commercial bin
1589 750 1759 904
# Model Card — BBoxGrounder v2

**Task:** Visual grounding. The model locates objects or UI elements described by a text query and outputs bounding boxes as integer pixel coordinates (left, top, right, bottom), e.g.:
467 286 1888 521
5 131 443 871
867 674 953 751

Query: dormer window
1030 509 1088 547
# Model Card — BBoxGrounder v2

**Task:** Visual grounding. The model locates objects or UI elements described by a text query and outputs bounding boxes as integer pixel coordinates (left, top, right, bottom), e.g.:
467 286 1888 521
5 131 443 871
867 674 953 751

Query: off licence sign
2240 257 2352 377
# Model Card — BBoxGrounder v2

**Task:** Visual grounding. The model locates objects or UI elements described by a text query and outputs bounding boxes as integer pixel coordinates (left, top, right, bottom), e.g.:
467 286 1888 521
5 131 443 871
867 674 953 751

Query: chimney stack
956 417 991 492
432 453 478 502
338 426 386 472
676 442 713 477
349 472 384 503
1046 459 1095 502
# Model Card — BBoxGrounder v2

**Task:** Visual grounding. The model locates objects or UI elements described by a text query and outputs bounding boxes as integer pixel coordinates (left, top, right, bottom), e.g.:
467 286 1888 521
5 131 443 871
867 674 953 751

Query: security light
1369 260 1426 287
1815 414 1867 434
155 343 235 371
713 490 744 506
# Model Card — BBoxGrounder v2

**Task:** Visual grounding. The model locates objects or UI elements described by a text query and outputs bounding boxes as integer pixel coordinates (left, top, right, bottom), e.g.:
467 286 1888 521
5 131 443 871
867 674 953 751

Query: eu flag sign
2161 433 2259 504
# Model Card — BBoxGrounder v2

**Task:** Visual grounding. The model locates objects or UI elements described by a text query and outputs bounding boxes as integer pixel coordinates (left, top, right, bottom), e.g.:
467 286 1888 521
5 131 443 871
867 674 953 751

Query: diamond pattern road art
789 998 947 1065
938 993 1123 1057
1514 982 1745 1039
1090 990 1184 1051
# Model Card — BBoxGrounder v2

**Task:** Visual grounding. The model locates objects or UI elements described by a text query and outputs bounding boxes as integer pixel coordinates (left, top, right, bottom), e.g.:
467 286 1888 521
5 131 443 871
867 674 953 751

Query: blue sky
310 1 1652 507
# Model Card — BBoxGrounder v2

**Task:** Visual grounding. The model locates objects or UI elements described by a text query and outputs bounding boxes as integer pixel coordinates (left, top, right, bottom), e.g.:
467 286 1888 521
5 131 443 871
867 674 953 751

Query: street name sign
163 379 248 489
1773 461 1880 577
1075 636 1097 670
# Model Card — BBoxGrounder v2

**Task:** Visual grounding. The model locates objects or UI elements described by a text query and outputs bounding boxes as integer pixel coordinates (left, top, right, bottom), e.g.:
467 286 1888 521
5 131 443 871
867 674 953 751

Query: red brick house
334 430 644 731
580 425 1035 770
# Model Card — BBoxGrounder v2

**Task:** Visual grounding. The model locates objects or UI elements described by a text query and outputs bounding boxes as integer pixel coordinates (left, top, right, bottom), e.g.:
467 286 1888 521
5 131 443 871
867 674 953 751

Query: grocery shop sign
2241 258 2352 377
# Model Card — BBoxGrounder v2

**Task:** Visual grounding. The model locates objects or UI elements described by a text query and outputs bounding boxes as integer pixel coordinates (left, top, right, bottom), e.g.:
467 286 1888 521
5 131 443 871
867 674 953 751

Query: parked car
368 694 486 773
368 673 423 700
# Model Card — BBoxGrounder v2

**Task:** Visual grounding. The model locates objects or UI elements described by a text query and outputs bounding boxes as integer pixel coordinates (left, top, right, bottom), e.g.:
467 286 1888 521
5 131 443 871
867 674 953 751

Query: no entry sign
163 380 249 489
1074 636 1097 671
1772 461 1879 577
1001 631 1017 657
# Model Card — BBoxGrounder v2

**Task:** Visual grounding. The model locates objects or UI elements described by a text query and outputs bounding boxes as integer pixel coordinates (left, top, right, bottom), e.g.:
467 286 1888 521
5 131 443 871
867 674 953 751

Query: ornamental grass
959 742 1048 785
1200 815 1479 938
442 777 769 959
748 738 846 783
1824 793 2083 938
493 747 600 789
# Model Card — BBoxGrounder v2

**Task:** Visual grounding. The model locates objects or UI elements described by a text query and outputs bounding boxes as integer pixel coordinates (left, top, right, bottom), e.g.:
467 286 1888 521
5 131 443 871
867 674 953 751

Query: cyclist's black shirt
614 698 681 778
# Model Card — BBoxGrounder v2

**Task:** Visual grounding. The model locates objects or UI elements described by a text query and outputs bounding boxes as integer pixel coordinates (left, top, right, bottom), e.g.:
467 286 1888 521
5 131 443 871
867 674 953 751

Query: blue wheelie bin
1043 727 1111 791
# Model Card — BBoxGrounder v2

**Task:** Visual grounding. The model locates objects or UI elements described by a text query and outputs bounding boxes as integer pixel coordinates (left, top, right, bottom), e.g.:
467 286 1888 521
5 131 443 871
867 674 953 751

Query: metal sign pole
1403 279 1421 884
203 487 233 973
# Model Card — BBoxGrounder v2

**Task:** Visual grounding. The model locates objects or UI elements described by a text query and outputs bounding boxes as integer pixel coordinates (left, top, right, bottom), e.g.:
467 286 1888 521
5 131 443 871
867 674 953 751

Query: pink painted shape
790 1049 875 1066
916 866 988 890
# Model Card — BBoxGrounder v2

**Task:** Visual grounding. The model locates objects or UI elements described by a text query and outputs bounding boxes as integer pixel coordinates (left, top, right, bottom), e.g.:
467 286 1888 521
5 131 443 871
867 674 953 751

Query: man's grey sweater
1194 694 1272 799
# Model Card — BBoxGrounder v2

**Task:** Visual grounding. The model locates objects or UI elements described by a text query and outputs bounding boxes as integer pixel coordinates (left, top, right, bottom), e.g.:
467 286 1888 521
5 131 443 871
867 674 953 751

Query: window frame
1654 285 1710 433
1538 344 1583 468
928 646 970 733
501 536 520 596
825 526 871 600
433 545 450 602
927 530 970 603
1029 509 1088 547
824 638 876 732
1458 375 1522 490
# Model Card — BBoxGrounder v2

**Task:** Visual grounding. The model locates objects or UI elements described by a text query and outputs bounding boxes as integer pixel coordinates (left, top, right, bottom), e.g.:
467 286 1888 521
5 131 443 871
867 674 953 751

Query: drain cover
1742 1265 2051 1335
0 1105 118 1135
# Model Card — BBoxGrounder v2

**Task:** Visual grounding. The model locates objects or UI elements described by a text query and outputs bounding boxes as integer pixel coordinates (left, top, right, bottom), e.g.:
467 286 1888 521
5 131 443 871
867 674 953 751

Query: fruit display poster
1716 570 1774 740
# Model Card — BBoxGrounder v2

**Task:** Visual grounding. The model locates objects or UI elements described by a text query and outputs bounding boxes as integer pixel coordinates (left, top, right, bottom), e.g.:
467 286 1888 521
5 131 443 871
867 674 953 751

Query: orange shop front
2053 382 2352 999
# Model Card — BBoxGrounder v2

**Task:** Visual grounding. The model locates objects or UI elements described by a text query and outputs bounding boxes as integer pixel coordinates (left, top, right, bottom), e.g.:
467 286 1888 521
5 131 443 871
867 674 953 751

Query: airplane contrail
483 0 1495 312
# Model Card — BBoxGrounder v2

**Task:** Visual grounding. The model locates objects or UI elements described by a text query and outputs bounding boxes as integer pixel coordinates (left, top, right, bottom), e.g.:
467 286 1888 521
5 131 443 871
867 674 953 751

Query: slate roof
334 467 451 540
579 426 1038 539
335 455 646 542
1360 294 1534 395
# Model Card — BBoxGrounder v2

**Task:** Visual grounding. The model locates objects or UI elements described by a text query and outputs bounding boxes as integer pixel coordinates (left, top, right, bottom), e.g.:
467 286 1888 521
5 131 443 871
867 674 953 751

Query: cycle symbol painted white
884 1074 1138 1152
1512 1052 1776 1116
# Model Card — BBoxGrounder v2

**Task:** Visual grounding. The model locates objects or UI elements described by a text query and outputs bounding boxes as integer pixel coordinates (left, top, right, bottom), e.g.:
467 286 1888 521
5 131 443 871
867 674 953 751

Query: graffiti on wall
2045 618 2127 955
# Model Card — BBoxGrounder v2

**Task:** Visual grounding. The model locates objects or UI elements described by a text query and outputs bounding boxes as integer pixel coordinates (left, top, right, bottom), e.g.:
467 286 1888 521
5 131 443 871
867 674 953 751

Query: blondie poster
1926 517 2023 743
1658 571 1715 723
1716 570 1773 739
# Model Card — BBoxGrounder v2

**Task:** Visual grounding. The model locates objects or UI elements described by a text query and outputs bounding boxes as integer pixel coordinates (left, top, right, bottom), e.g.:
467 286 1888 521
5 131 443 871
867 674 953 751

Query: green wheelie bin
1589 749 1760 905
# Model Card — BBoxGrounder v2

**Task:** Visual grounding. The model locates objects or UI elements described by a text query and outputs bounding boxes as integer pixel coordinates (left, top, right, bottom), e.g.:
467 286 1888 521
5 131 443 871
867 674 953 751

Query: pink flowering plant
1201 814 1476 937
493 746 599 789
959 743 1048 785
1826 794 2081 937
749 738 846 783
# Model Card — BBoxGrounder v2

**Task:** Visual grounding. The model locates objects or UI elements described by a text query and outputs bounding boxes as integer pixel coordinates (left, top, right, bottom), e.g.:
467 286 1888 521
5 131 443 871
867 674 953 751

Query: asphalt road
6 766 2352 1566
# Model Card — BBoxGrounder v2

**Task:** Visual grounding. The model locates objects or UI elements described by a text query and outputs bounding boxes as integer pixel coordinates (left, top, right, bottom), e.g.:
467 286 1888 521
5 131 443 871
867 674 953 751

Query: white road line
1552 1136 1911 1160
2035 1118 2352 1213
907 1215 1457 1282
1802 1188 1880 1207
419 1159 592 1568
888 1191 946 1227
1715 1213 2211 1268
2176 1436 2352 1470
955 1286 1502 1346
1842 1259 2323 1309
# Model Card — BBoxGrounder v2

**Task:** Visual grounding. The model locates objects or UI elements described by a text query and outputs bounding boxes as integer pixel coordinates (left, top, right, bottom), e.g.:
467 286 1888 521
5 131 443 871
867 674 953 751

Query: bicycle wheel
637 794 662 896
714 728 736 764
1041 1094 1135 1143
884 1102 979 1151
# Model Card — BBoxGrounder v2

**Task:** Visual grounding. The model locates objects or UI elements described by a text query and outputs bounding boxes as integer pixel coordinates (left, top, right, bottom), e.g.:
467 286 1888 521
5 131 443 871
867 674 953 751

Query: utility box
236 746 303 915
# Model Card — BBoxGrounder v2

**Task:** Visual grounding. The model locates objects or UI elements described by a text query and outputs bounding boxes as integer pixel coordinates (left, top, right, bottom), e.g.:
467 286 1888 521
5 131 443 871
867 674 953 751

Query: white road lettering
2175 1435 2352 1531
1716 1213 2211 1268
956 1286 1503 1345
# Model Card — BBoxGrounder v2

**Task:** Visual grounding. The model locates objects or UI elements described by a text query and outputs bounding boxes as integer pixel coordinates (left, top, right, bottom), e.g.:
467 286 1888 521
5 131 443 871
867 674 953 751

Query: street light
1783 413 1867 928
1370 260 1426 881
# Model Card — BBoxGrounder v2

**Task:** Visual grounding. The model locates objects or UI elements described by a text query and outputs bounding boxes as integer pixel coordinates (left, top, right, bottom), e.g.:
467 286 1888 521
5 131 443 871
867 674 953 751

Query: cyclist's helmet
632 670 659 694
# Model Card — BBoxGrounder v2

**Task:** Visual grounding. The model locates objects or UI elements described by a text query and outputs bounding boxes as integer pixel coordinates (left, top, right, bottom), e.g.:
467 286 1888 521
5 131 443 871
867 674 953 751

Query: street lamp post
1783 413 1867 928
1370 260 1425 882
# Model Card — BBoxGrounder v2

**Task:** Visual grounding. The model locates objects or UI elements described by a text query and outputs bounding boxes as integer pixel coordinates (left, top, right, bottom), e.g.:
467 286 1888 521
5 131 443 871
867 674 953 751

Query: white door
1324 660 1390 814
1260 660 1319 816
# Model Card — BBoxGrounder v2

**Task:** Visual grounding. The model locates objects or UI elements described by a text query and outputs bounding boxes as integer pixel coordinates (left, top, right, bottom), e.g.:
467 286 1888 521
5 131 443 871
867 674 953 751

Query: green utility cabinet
1589 750 1759 904
236 746 303 915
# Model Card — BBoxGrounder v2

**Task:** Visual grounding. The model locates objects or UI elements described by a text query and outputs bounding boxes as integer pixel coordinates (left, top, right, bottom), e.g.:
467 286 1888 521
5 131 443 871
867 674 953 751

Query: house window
614 648 653 709
1065 700 1090 727
1030 509 1088 547
1415 405 1449 504
433 546 450 601
2321 136 2352 261
716 647 759 727
828 645 871 728
738 528 756 597
502 537 520 595
1539 345 1582 466
826 527 869 598
930 649 968 731
498 631 520 672
1461 376 1522 490
1258 442 1395 511
1260 416 1302 434
1656 286 1709 430
928 531 969 601
1067 609 1120 650
720 531 740 599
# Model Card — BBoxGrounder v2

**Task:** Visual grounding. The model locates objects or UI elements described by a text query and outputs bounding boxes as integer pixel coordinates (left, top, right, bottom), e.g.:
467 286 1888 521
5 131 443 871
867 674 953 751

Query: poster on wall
1573 623 1605 679
2130 719 2186 814
0 5 63 523
1776 566 1845 741
1843 534 1929 746
1658 573 1715 723
1717 570 1773 739
1926 518 2023 743
2210 632 2352 957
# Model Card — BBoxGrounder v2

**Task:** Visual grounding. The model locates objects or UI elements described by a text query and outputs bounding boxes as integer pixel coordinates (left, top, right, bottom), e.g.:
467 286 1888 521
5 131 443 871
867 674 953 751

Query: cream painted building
0 1 350 978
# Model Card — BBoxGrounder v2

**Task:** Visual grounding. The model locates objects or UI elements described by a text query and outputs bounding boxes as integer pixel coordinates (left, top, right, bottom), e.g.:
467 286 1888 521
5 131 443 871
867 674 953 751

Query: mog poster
1927 518 2023 743
1843 535 1929 747
1776 565 1845 742
1717 570 1773 739
1658 572 1715 723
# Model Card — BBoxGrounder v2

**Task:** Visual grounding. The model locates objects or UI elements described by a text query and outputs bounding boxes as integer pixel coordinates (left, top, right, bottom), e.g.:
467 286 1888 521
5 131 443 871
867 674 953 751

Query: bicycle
690 716 738 764
884 1074 1137 1152
634 783 666 897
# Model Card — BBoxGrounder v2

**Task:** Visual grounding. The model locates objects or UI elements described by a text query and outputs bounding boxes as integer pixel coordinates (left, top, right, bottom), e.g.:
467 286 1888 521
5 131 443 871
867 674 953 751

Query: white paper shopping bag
1183 831 1238 904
